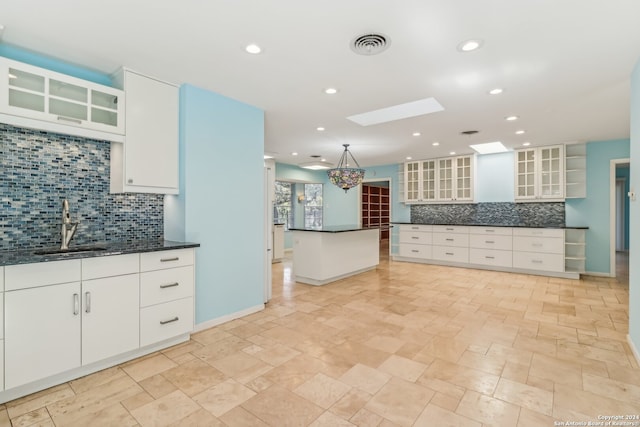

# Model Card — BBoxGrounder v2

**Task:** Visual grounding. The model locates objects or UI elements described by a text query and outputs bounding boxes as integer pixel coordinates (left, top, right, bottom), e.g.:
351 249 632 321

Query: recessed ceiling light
449 151 456 155
489 88 503 95
291 152 298 156
515 130 525 135
522 142 531 146
245 44 262 54
457 39 483 52
324 88 338 95
505 115 519 121
413 132 421 137
317 127 325 131
406 156 412 160
470 141 508 155
432 142 440 146
264 154 274 159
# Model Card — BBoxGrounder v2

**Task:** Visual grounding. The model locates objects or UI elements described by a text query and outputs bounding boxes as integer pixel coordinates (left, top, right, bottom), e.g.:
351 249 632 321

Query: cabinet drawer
5 259 81 291
0 266 4 291
432 246 469 263
433 233 469 247
469 234 512 250
140 266 194 307
82 253 139 280
432 225 469 234
0 294 3 339
513 228 564 238
468 226 512 236
469 248 512 268
513 251 564 272
399 231 432 245
0 340 3 392
513 236 563 254
398 244 432 259
140 249 194 272
398 224 433 232
140 297 193 347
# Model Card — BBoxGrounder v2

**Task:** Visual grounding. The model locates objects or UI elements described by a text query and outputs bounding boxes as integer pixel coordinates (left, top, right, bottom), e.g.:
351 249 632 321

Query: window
274 181 294 230
304 183 323 229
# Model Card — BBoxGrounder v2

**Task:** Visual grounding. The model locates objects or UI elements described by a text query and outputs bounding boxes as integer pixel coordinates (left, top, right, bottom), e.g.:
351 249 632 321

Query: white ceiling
2 0 640 167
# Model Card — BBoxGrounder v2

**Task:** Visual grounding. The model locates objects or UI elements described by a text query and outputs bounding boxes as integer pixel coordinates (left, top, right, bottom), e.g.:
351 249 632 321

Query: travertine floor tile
364 377 435 426
309 411 355 426
192 379 256 417
293 373 351 409
378 354 428 382
122 354 178 382
414 403 481 427
340 364 391 395
131 390 199 427
161 359 227 397
456 390 520 426
493 378 553 416
241 385 324 427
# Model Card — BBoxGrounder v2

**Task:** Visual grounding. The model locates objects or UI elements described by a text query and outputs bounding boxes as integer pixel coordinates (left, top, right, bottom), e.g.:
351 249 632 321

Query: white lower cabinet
5 281 82 389
1 248 196 402
81 274 140 365
395 224 576 278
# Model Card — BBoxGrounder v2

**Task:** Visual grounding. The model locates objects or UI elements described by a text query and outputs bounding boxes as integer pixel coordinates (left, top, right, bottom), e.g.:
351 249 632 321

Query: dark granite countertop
0 240 200 267
390 222 588 229
289 225 381 233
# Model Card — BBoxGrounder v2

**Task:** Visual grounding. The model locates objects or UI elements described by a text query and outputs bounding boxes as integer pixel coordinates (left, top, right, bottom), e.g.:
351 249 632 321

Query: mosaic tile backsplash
411 202 565 227
0 123 164 250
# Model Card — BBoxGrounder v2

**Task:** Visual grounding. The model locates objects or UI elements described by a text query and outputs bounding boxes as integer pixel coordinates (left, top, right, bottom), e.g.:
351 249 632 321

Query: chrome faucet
60 199 79 250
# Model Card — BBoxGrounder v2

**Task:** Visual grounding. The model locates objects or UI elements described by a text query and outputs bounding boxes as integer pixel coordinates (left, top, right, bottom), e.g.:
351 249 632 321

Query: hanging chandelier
327 144 365 193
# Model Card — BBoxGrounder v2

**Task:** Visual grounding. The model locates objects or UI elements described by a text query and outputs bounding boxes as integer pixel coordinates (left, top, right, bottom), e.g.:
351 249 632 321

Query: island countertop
0 240 200 267
289 225 381 233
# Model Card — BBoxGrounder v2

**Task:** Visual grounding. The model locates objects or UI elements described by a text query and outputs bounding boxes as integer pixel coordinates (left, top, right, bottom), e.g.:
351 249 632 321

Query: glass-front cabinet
404 155 474 203
0 57 124 136
515 145 564 201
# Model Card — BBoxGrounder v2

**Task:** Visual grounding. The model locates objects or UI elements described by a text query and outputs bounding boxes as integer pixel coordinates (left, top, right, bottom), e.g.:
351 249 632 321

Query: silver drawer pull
160 316 179 325
485 241 495 244
73 293 79 315
446 238 454 241
411 249 419 253
446 252 454 255
532 260 543 264
485 256 495 259
85 291 91 313
411 226 419 230
160 282 179 289
532 243 543 247
411 236 419 239
485 230 495 232
57 115 82 124
446 228 454 231
161 257 180 262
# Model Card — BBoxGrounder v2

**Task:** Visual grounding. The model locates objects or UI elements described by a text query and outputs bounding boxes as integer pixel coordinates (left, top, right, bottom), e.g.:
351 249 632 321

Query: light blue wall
629 58 640 355
565 139 630 274
476 152 515 202
0 44 113 86
166 84 265 325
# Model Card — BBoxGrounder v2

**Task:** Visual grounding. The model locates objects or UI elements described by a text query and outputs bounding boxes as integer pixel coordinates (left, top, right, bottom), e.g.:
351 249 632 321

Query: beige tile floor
1 247 638 426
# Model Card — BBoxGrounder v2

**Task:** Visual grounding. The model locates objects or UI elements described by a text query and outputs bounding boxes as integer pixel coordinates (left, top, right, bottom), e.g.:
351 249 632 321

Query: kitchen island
290 226 380 285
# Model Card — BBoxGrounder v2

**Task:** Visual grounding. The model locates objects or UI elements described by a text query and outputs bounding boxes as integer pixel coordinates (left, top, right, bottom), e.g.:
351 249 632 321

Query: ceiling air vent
351 33 390 55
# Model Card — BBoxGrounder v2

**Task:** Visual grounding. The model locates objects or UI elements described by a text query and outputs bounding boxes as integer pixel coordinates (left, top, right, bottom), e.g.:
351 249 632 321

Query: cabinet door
404 161 420 202
437 158 454 200
3 65 46 120
5 282 81 389
538 145 564 199
515 149 536 199
421 160 436 201
455 156 473 200
82 274 140 365
124 71 179 190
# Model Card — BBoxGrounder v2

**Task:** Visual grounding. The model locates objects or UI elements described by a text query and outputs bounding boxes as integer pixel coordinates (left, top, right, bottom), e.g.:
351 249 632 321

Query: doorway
610 159 630 279
361 180 391 251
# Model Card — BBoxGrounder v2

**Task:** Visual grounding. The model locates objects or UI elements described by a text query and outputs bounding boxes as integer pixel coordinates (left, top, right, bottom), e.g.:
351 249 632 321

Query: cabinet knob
127 178 133 184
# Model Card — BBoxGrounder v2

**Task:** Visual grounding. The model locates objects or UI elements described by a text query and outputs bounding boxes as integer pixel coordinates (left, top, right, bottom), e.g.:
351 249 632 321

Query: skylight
470 141 508 155
347 97 444 126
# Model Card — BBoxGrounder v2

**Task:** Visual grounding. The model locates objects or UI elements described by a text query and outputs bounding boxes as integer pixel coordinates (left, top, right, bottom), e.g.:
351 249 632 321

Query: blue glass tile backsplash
0 123 163 250
410 202 565 227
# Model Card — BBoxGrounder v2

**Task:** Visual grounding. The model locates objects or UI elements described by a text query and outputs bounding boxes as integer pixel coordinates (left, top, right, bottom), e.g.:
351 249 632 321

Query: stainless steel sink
33 246 107 256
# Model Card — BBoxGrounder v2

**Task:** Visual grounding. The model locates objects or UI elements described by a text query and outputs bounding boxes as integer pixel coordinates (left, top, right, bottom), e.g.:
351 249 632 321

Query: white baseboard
628 335 640 366
584 270 615 277
193 304 265 332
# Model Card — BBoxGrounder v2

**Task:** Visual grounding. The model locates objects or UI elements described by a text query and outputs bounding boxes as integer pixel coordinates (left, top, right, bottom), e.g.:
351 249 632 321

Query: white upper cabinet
110 69 179 194
404 155 474 203
515 145 564 201
0 57 125 140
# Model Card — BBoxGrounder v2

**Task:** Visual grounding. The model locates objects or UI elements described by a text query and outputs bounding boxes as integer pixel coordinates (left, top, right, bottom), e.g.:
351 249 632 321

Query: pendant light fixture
327 144 365 193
